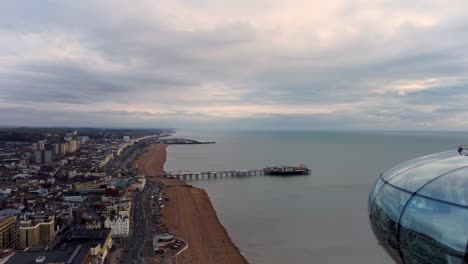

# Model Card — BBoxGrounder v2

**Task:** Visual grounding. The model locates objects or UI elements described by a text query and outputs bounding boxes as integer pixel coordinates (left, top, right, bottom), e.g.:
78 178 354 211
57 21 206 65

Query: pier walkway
168 170 264 180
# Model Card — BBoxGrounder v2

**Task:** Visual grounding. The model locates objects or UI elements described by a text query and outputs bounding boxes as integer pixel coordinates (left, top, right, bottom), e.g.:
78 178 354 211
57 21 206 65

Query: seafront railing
168 170 264 180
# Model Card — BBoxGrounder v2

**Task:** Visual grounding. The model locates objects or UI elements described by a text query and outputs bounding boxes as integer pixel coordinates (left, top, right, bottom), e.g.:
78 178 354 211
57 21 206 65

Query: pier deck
169 169 264 180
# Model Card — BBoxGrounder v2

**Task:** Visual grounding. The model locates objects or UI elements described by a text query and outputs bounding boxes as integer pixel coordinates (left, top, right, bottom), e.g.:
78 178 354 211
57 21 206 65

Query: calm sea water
164 130 468 264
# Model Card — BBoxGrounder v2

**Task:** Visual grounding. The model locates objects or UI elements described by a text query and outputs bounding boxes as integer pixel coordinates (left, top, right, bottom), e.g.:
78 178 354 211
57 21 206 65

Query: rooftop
5 245 88 264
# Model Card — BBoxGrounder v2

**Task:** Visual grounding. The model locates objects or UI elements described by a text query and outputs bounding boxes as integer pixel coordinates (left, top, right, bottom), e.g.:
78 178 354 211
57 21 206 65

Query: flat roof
0 209 21 217
5 246 88 264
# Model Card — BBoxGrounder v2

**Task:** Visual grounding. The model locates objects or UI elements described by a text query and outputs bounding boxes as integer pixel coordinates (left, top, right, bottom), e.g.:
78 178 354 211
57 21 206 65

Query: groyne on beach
133 143 248 264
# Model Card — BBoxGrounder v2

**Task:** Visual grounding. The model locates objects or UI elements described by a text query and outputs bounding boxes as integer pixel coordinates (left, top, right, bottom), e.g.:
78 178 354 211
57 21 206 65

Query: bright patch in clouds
1 0 468 129
381 77 461 96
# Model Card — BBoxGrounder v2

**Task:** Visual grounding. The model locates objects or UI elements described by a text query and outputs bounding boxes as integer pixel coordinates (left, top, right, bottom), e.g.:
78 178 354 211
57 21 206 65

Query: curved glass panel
369 177 385 215
418 166 468 206
381 151 456 181
370 184 411 263
388 156 468 193
399 196 468 264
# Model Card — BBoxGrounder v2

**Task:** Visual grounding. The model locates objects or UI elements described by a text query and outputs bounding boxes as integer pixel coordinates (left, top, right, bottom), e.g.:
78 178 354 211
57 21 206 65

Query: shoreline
133 143 248 264
203 188 248 263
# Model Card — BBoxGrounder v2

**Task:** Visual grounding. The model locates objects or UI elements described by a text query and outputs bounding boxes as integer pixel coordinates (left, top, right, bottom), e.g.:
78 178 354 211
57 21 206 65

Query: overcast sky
1 0 468 130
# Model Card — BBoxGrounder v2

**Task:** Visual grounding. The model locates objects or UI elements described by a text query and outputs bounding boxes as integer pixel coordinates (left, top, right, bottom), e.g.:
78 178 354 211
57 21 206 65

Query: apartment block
19 215 55 249
0 215 18 249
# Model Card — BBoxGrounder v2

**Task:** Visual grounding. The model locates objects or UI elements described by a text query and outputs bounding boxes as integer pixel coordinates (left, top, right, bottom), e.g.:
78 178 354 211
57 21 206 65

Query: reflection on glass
419 167 468 206
369 177 385 215
370 184 410 263
381 151 455 181
399 196 468 264
388 156 468 192
369 150 468 264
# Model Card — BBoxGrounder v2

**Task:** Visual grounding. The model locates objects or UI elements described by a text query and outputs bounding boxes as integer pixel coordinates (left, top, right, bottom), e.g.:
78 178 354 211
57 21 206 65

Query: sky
1 0 468 130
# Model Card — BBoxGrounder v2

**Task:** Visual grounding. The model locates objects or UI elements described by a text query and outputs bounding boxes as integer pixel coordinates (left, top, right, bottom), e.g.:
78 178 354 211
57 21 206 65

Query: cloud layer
1 0 468 129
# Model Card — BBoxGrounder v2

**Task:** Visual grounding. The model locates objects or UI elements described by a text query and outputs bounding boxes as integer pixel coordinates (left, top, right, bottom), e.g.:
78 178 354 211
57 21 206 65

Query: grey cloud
399 85 468 106
2 0 468 129
0 57 196 104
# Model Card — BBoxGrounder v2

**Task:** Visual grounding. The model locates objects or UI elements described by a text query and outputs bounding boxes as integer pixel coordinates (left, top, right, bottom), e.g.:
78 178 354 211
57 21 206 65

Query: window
399 196 468 264
381 151 455 181
389 156 468 193
370 184 411 263
419 167 468 207
369 177 385 216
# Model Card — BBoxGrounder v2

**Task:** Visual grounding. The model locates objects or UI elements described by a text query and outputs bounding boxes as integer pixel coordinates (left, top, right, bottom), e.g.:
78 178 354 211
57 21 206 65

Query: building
68 228 113 264
0 215 18 249
5 246 89 264
78 136 89 144
38 141 45 151
104 216 129 238
66 130 77 138
43 150 53 163
131 178 146 191
69 139 77 153
19 215 55 249
33 150 54 164
0 209 21 218
369 147 468 264
153 233 176 253
31 143 38 151
75 183 107 194
60 143 69 154
85 221 102 230
53 143 60 154
34 150 43 164
5 228 113 264
63 193 86 203
123 136 130 142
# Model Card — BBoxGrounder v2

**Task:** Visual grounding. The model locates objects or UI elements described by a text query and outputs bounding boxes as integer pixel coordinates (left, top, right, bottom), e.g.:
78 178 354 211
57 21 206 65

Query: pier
168 169 264 180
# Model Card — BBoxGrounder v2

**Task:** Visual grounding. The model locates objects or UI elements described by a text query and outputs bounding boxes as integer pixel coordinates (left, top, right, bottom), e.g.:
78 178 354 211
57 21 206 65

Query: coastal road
122 182 157 264
138 182 156 263
122 190 141 264
122 187 150 264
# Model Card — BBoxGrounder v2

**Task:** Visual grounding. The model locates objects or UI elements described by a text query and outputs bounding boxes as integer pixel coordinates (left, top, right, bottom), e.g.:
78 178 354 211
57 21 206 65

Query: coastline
133 143 248 264
133 143 167 177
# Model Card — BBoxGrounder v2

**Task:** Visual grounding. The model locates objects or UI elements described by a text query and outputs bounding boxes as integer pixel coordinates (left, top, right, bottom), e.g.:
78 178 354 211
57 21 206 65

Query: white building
68 139 77 153
123 136 131 142
104 216 129 238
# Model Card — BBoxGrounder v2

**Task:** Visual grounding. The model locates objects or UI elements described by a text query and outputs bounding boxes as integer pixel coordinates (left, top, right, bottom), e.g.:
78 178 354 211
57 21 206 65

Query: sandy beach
133 144 168 177
133 144 248 264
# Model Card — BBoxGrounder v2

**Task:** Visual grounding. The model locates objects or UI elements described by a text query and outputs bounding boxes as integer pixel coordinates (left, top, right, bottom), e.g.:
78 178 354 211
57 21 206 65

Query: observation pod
369 146 468 264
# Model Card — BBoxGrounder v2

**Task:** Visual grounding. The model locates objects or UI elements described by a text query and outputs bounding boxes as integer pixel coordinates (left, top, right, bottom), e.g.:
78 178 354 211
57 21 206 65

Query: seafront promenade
132 144 248 264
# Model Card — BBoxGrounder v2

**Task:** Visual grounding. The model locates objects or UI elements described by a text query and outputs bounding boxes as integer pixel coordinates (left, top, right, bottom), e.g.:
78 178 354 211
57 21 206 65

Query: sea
164 130 468 264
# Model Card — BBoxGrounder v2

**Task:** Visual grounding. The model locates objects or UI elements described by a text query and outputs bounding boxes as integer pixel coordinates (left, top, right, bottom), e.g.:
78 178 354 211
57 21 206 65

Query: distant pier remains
169 170 264 180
